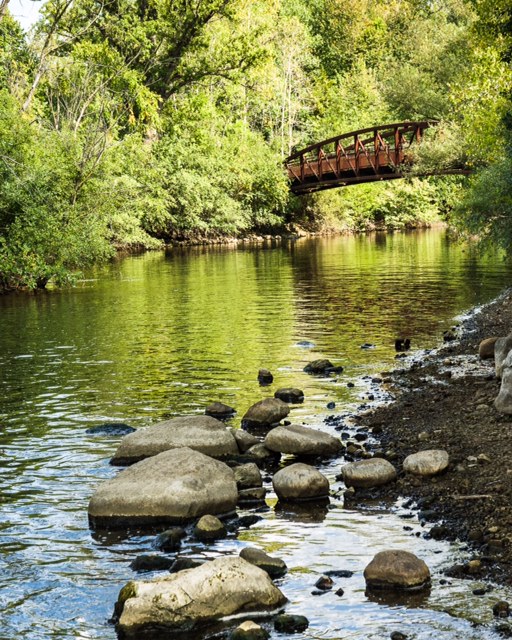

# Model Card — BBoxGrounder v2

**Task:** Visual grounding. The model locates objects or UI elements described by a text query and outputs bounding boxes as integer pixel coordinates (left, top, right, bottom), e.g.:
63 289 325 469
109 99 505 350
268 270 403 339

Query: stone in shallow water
86 423 135 436
274 615 309 633
364 550 430 591
242 398 290 431
129 554 175 573
152 527 186 551
110 415 238 465
403 450 449 477
265 424 342 457
342 458 397 488
272 463 329 502
234 463 262 489
274 388 304 404
239 547 287 579
205 401 236 419
231 620 269 640
116 556 287 638
193 514 227 541
304 359 343 375
88 448 238 529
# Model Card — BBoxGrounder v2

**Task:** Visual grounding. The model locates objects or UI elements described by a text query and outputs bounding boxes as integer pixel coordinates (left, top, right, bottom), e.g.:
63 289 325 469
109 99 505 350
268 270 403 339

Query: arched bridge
285 121 468 194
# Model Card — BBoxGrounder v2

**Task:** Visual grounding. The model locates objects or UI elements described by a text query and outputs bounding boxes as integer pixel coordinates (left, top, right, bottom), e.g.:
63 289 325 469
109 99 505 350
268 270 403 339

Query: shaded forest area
0 0 511 290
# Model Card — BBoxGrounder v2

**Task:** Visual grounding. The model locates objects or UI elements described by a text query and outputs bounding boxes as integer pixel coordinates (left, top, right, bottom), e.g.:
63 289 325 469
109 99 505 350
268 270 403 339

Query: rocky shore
352 287 512 586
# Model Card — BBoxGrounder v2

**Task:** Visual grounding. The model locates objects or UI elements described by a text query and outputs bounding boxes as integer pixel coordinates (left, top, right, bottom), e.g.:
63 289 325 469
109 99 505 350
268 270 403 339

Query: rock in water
272 463 329 502
342 458 397 488
364 550 430 591
110 415 238 465
115 556 287 638
403 450 449 476
234 463 263 489
231 620 269 640
274 388 304 404
205 402 236 419
193 514 227 541
239 547 287 579
274 615 309 633
264 424 342 457
88 448 238 529
303 359 343 375
242 398 290 431
258 369 274 385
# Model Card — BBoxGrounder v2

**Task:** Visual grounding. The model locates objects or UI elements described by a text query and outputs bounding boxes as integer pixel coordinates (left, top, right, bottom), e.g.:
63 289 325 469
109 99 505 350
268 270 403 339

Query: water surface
1 230 511 639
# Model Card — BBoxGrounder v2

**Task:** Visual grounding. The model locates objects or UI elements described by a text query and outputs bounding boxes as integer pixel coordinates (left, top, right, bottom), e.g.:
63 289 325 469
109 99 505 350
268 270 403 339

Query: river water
1 230 512 639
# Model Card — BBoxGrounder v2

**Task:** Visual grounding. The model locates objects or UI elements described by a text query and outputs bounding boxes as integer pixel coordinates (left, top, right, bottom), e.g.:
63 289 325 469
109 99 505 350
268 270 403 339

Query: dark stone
86 423 135 436
238 487 267 504
205 402 236 419
390 633 408 640
258 369 273 385
315 575 334 590
335 588 344 597
443 330 457 342
129 554 175 572
231 622 269 640
169 557 204 573
153 527 186 552
239 547 287 579
473 588 487 596
361 343 375 349
304 359 343 375
347 382 355 388
311 589 327 595
274 615 309 634
274 388 304 404
327 402 336 409
325 569 354 578
494 601 511 618
236 515 263 529
495 622 512 638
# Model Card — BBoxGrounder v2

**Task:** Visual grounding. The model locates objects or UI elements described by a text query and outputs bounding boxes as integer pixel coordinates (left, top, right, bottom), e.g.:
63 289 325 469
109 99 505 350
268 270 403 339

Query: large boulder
272 463 329 502
364 550 430 591
403 450 449 477
342 458 397 488
495 335 512 378
496 351 512 414
88 448 238 529
111 415 238 465
242 398 290 431
265 424 342 457
115 556 287 638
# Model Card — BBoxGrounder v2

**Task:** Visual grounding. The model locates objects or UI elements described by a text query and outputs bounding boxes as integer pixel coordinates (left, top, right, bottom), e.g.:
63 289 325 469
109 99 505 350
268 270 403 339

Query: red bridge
285 121 468 194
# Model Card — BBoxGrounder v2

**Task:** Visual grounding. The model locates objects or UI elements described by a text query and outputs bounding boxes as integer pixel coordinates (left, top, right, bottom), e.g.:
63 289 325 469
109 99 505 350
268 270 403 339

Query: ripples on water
1 230 512 639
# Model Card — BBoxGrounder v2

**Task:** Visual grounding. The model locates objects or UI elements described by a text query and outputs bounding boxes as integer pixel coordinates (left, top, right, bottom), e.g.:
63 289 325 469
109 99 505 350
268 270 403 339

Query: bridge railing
285 121 439 192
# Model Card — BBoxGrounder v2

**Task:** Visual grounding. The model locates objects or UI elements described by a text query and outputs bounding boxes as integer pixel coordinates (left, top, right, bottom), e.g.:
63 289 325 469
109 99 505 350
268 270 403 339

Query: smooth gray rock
342 458 397 488
364 550 431 591
274 388 304 404
272 463 329 502
88 448 238 528
234 463 263 489
495 335 512 378
116 556 287 637
496 351 512 414
240 547 287 578
265 424 342 457
403 450 449 476
111 415 238 465
242 398 290 431
232 429 260 453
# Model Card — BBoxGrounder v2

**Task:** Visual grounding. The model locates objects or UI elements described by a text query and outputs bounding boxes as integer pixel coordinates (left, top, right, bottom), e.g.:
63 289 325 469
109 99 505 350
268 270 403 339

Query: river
1 229 512 639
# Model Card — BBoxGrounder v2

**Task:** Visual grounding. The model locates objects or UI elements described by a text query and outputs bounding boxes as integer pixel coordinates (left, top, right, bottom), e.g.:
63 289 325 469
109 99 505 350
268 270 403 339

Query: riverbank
354 287 512 585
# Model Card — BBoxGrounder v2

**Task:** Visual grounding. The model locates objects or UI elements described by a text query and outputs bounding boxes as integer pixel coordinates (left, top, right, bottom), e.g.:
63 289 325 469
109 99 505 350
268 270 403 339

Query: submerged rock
258 369 274 385
86 423 135 436
274 388 304 404
88 448 238 528
264 424 342 457
304 359 343 375
115 556 287 637
274 615 309 633
342 458 397 488
110 415 238 465
273 463 329 502
129 554 175 573
205 402 236 419
239 547 287 579
153 527 186 552
364 550 430 591
242 398 290 431
403 450 449 477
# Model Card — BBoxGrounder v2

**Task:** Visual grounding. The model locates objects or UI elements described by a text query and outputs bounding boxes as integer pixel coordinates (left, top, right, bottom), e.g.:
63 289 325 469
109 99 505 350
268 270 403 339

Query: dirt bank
350 287 512 586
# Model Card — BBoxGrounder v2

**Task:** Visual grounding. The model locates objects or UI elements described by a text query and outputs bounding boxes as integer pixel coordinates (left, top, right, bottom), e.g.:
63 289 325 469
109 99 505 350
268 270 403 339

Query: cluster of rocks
87 362 436 638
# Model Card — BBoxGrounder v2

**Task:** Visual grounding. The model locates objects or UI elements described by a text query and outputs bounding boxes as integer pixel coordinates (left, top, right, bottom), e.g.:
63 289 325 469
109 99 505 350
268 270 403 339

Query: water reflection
0 230 511 639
